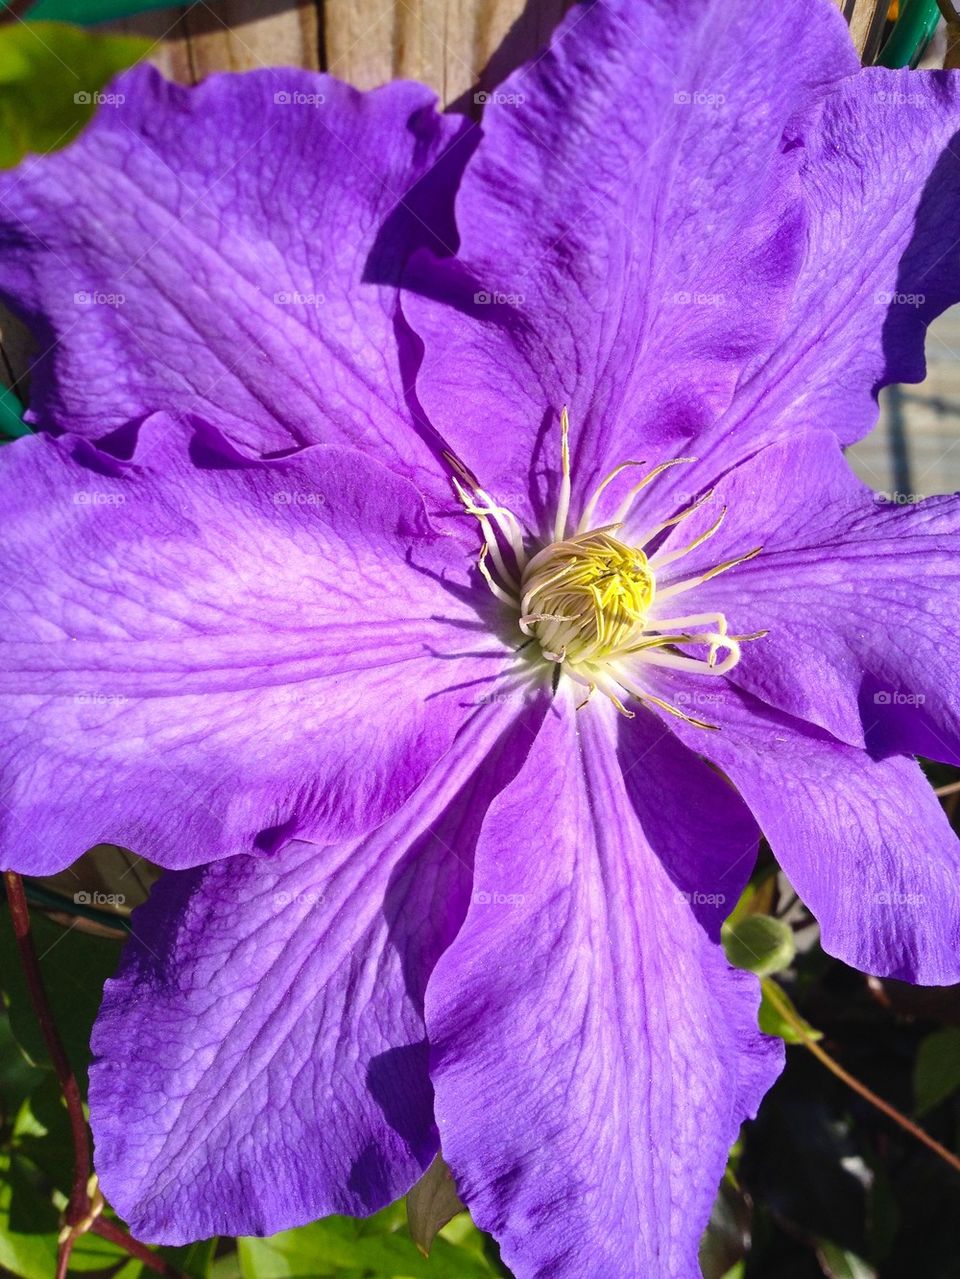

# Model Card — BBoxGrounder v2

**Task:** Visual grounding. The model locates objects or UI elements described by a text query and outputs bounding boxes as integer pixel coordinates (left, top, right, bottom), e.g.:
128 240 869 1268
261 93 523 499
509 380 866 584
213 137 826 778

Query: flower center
519 528 655 666
449 408 764 726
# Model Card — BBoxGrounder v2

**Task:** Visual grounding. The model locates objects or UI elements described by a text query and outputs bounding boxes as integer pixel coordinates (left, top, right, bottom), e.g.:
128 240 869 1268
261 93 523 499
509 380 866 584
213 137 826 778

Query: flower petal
426 695 779 1279
650 432 960 762
701 66 960 468
0 417 509 874
404 0 856 530
0 64 469 492
89 700 545 1243
657 680 960 985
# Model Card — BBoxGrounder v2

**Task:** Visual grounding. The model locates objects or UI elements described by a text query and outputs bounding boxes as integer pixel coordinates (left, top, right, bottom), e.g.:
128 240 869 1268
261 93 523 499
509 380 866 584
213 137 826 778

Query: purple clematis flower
2 0 960 1274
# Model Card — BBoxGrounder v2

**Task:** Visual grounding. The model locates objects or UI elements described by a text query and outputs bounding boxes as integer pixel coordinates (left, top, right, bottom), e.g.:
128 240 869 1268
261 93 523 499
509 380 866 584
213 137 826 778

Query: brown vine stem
764 979 960 1175
2 872 188 1279
53 1236 74 1279
3 871 91 1271
91 1217 186 1276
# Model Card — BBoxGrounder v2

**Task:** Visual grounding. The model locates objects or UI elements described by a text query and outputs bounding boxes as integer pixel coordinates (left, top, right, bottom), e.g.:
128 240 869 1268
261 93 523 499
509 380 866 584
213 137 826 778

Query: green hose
877 0 942 68
0 385 29 439
3 0 179 21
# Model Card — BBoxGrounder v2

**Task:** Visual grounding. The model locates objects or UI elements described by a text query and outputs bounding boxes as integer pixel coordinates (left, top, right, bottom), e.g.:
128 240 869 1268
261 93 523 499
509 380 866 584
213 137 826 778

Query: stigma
450 408 764 726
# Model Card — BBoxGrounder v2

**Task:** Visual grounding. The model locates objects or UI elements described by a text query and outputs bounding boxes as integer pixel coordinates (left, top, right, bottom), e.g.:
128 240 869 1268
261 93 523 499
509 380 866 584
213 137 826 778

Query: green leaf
758 979 823 1045
157 1237 219 1279
13 1077 75 1198
815 1239 877 1279
722 915 795 977
0 1151 139 1278
0 21 148 168
406 1155 466 1257
0 1013 46 1123
913 1027 960 1116
0 1150 59 1279
208 1254 243 1279
699 1173 750 1279
238 1207 499 1279
0 909 122 1088
2 1088 139 1275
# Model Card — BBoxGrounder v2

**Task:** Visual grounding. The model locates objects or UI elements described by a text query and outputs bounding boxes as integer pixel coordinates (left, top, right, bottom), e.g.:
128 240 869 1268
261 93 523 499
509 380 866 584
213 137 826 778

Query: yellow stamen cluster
520 527 655 665
450 408 763 725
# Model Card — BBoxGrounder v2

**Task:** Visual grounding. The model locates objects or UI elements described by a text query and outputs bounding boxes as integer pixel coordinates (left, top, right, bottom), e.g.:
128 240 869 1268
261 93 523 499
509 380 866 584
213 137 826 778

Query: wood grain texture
323 0 571 102
841 0 889 62
116 0 572 97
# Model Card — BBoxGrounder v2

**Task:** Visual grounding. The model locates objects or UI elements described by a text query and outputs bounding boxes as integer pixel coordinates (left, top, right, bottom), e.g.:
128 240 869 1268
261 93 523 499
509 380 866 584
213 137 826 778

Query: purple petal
404 0 856 532
657 681 960 984
701 66 960 469
426 696 779 1279
651 432 960 763
90 699 546 1243
0 64 468 493
0 418 511 875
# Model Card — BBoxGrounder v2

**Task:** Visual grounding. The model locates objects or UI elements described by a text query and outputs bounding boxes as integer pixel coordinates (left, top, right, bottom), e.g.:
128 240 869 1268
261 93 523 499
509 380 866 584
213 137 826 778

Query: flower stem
53 1237 74 1279
2 872 91 1230
92 1217 186 1276
764 979 960 1175
2 871 189 1279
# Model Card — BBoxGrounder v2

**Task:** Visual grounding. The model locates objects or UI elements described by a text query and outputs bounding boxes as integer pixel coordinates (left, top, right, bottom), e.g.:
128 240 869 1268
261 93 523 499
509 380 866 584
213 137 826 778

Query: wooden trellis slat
842 0 890 61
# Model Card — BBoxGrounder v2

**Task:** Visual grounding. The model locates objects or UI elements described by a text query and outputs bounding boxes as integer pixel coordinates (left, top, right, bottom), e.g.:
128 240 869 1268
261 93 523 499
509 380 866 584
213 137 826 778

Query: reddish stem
765 979 960 1175
92 1217 186 1277
3 872 90 1227
53 1236 75 1279
3 872 189 1279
